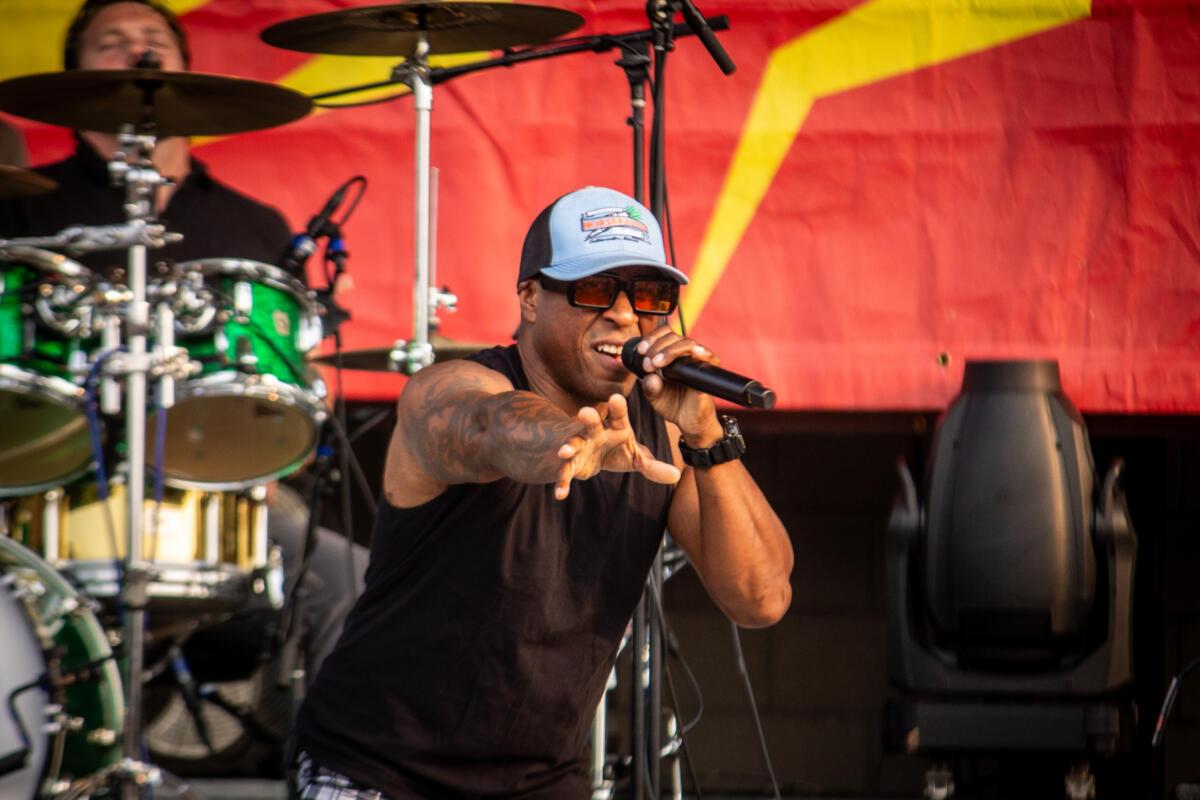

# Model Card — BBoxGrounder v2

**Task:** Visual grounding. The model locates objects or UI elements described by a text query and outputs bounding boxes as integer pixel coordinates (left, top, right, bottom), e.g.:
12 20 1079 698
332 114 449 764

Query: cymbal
0 70 312 137
309 335 491 371
0 165 57 198
261 2 584 57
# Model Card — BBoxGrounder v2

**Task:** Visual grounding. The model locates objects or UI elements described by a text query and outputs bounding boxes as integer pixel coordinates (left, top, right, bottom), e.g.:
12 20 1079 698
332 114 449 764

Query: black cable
274 444 330 651
324 413 379 519
1152 655 1200 747
348 406 394 446
647 576 705 799
331 334 361 594
323 176 368 288
0 679 40 778
672 629 705 735
730 622 782 800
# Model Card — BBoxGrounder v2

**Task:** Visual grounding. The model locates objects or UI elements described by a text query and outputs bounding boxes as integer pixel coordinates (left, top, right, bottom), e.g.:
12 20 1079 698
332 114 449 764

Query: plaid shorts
296 751 390 800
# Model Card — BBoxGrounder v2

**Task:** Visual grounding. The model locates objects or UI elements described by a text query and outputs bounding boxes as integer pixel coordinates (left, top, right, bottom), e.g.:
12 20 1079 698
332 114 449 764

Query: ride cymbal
261 2 584 56
0 165 57 198
309 335 490 371
0 70 312 137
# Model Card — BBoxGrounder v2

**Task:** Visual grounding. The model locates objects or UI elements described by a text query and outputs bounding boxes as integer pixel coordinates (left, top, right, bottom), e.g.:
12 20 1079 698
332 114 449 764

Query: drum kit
0 0 722 796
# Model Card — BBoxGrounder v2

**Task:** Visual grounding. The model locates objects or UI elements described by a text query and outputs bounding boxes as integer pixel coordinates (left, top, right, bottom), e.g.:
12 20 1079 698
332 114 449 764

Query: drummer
0 0 366 686
0 0 294 278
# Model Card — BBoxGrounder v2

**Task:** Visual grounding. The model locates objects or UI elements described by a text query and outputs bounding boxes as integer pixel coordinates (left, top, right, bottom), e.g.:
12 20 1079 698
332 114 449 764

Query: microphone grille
620 337 645 376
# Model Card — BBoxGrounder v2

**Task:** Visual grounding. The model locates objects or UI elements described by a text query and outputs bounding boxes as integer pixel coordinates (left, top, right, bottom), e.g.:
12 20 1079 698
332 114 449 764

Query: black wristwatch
679 415 745 469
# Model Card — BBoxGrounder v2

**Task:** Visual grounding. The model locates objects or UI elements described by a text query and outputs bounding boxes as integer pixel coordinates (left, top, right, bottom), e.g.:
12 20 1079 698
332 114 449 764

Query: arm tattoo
406 368 582 485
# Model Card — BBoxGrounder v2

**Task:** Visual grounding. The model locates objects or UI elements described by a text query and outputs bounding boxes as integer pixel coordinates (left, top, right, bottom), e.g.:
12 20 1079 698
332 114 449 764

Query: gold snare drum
4 480 282 622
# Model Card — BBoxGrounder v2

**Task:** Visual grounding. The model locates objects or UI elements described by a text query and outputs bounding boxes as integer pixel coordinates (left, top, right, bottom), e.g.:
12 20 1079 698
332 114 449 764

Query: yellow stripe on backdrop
681 0 1092 327
0 0 209 80
0 0 509 147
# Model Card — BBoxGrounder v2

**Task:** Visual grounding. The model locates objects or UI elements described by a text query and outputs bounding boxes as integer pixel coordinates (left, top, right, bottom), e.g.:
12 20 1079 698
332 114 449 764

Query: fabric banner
2 0 1198 411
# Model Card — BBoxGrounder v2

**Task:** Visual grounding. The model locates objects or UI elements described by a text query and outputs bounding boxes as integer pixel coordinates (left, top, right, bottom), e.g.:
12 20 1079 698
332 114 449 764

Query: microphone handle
660 358 776 409
621 336 777 409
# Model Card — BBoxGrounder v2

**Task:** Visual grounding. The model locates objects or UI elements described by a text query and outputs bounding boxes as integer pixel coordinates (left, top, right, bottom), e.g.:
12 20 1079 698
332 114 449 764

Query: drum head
0 370 91 495
0 536 125 794
157 394 319 487
0 557 51 799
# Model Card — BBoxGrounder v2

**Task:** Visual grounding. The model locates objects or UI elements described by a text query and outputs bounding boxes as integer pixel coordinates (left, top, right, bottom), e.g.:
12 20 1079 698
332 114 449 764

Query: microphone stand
307 18 729 104
636 3 737 798
612 38 654 800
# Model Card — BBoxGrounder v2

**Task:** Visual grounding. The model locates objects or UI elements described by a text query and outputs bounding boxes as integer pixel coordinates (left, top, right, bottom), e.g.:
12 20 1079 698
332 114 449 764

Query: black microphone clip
281 181 353 274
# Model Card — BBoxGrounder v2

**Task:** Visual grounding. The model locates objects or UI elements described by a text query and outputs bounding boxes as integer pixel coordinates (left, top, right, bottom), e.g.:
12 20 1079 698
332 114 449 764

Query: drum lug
258 545 285 608
45 779 72 796
42 704 84 735
235 335 259 371
87 727 119 746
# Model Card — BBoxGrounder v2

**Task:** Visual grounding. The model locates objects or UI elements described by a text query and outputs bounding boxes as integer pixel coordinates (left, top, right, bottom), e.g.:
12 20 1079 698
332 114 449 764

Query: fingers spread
555 458 575 500
578 405 605 439
606 393 630 431
636 445 682 485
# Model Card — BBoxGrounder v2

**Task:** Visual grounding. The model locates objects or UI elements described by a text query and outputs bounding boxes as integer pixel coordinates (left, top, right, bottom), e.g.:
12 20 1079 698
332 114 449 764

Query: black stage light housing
885 360 1136 756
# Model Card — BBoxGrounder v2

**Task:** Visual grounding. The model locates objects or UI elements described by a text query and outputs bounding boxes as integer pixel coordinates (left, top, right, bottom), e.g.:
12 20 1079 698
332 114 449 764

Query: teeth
594 343 621 356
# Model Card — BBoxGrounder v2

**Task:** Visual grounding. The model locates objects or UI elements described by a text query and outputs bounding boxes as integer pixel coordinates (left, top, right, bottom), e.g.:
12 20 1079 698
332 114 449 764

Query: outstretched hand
554 393 681 500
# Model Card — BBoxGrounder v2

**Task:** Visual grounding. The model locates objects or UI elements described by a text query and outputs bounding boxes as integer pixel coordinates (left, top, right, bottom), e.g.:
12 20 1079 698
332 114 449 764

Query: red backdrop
5 0 1199 411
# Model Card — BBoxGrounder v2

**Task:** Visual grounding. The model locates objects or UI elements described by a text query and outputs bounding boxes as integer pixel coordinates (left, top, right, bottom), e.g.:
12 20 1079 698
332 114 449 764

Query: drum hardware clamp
0 221 182 255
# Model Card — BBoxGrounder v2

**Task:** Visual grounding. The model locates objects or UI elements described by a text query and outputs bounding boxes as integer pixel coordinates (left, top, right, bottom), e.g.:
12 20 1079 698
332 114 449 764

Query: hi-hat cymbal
0 70 312 137
309 335 491 371
261 2 584 57
0 165 57 198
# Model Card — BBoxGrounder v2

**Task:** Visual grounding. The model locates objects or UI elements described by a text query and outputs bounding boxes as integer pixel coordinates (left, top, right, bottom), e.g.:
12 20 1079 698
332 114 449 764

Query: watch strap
679 415 745 469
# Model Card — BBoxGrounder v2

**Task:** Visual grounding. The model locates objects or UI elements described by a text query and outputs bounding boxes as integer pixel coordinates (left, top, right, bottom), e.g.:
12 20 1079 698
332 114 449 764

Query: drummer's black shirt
296 344 676 798
0 138 294 277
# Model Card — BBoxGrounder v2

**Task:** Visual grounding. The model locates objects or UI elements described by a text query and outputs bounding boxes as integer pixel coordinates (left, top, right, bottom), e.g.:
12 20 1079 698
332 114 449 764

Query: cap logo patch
579 205 650 245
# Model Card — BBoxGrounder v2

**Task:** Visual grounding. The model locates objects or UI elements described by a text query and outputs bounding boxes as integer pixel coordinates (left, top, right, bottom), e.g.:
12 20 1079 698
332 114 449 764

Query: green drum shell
0 536 124 795
185 275 311 383
160 259 325 489
0 250 94 497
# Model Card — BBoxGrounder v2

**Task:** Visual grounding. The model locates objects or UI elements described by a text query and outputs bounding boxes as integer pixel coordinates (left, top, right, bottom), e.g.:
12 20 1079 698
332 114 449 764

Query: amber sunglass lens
572 276 619 308
632 280 677 314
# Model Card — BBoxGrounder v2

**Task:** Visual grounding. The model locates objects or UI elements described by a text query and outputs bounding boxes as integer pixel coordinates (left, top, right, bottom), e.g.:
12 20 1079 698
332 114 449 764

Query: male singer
295 185 793 798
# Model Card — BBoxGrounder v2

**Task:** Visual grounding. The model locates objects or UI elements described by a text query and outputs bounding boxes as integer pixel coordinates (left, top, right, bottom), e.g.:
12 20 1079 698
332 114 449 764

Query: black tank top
297 345 674 798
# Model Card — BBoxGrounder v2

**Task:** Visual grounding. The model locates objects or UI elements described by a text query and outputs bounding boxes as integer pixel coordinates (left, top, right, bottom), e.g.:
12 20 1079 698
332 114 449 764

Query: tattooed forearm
404 369 582 485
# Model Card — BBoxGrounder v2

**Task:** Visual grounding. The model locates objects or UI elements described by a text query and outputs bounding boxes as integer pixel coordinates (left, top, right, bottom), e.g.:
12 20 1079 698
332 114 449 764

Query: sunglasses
538 272 679 316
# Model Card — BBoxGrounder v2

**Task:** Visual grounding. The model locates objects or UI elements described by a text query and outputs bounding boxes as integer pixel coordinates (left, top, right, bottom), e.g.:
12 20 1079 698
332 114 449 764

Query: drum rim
160 448 314 491
0 365 93 498
167 370 328 412
174 257 319 315
152 372 325 490
0 463 92 499
60 561 257 602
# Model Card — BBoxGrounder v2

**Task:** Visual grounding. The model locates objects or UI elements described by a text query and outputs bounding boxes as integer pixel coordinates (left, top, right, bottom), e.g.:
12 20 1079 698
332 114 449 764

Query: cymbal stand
389 31 460 375
100 121 188 799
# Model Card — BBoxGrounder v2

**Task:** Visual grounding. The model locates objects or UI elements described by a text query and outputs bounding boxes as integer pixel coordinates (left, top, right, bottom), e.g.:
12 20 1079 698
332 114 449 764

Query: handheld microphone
280 179 355 273
621 337 776 409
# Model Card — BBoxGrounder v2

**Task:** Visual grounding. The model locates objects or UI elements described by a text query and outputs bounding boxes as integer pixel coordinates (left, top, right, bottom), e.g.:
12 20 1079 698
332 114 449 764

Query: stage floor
185 783 901 800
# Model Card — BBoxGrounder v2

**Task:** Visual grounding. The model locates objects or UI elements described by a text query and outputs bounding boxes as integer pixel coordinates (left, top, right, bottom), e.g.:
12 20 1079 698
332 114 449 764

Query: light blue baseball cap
517 186 689 285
